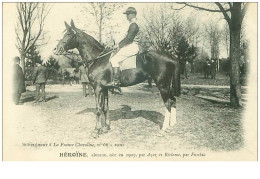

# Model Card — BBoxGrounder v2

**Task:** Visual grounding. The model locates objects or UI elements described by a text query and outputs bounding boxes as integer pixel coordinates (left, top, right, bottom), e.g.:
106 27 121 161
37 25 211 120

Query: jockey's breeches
110 43 139 67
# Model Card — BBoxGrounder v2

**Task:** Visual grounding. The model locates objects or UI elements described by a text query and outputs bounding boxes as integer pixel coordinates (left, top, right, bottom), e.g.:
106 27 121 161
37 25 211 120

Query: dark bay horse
54 20 180 138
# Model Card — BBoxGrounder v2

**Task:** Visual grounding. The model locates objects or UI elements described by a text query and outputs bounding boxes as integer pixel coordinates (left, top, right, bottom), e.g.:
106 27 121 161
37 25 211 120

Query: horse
54 20 180 138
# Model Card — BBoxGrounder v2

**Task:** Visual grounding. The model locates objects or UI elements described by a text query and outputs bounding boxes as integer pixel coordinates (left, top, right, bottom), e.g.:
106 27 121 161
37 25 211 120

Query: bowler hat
13 56 20 63
123 7 137 15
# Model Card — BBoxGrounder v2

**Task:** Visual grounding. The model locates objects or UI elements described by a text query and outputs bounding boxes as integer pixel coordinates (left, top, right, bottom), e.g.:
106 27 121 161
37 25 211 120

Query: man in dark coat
32 61 47 102
211 59 216 79
204 58 211 79
13 56 26 105
79 62 93 97
73 68 80 84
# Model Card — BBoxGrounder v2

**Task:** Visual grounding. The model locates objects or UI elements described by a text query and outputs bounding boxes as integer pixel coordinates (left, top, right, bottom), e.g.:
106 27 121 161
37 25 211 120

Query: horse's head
54 20 79 55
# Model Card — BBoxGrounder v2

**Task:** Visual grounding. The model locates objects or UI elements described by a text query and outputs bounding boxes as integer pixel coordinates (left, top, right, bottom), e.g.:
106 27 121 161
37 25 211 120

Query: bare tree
205 20 221 60
79 2 124 44
221 22 230 57
178 2 248 107
183 15 201 47
15 3 52 72
142 5 183 56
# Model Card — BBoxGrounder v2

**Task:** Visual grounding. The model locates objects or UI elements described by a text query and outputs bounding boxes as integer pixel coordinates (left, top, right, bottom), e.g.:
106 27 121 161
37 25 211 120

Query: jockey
108 7 141 88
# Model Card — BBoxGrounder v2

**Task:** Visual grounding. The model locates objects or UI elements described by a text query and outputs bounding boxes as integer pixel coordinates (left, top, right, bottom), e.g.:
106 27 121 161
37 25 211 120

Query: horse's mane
75 28 105 52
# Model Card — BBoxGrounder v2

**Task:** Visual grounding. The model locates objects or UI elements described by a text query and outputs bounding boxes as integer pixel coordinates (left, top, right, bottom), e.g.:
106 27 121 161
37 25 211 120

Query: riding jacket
119 18 141 49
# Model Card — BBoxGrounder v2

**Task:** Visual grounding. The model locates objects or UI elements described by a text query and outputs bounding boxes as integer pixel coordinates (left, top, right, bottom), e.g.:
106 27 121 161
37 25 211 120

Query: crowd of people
12 57 93 105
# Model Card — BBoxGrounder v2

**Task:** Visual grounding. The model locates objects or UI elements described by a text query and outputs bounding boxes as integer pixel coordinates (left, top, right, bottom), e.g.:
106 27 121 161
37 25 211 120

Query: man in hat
79 62 93 97
107 7 142 88
13 56 26 105
32 61 47 103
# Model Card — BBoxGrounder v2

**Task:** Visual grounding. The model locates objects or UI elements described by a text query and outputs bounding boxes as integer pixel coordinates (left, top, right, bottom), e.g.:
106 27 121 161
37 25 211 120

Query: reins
84 49 114 69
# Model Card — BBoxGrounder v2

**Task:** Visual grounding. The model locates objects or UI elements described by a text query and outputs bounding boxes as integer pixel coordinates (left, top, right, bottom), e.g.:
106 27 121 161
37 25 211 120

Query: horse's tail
171 60 181 98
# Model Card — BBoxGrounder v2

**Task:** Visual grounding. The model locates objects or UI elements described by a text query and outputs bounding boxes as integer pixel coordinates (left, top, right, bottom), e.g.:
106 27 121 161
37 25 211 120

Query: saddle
119 55 137 70
119 51 148 71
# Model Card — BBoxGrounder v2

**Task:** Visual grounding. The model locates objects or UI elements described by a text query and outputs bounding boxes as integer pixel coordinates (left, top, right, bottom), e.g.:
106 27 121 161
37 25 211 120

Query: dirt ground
15 83 243 153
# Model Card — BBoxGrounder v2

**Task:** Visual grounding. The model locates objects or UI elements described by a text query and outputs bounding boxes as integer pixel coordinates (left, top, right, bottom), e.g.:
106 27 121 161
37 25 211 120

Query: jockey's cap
123 7 137 15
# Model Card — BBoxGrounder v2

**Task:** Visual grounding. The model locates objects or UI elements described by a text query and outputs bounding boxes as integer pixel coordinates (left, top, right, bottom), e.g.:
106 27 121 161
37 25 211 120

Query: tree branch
179 2 231 12
215 2 231 24
228 2 233 9
17 4 25 31
171 5 186 11
15 29 22 49
24 29 31 51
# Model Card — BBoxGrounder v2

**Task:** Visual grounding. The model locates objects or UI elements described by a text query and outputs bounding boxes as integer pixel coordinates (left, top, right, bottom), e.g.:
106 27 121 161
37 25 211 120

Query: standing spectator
32 61 47 103
184 61 191 79
204 58 211 79
13 56 26 105
79 62 93 97
62 69 72 86
211 59 217 79
73 68 80 84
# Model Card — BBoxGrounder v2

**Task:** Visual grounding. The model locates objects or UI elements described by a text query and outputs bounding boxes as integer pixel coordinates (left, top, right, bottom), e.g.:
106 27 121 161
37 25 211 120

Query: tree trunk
99 24 102 43
99 14 102 43
20 52 26 73
229 3 242 107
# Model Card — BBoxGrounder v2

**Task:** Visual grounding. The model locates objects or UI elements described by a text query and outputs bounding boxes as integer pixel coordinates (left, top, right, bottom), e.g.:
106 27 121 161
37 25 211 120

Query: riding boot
113 67 120 87
105 67 121 90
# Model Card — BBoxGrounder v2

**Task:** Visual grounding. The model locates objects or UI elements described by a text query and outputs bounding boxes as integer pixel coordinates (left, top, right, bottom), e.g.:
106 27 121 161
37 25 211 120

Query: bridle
59 29 119 70
62 31 79 52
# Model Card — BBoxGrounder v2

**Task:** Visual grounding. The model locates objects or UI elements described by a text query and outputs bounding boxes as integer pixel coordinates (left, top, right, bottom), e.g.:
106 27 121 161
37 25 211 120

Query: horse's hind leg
162 97 176 131
169 97 176 127
157 86 176 136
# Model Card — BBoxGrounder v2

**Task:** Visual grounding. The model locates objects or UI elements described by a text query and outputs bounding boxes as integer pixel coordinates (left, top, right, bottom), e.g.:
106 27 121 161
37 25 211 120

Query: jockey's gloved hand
113 43 119 50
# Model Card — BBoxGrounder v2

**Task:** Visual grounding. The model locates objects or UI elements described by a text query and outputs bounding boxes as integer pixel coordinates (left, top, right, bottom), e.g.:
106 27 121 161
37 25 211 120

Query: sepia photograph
2 2 257 161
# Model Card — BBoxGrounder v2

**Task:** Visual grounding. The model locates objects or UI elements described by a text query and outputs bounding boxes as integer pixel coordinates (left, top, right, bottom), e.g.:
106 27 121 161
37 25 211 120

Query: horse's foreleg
91 87 105 138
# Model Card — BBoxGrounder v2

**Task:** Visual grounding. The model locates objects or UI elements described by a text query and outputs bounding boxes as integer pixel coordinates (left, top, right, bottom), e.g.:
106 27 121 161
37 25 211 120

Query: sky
3 2 252 62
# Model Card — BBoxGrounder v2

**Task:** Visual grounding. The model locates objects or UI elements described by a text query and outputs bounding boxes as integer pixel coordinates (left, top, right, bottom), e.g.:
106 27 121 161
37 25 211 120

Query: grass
181 73 247 86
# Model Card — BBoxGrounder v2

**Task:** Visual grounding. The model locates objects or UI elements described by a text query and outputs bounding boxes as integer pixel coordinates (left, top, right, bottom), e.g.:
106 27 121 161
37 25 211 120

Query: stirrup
102 80 120 88
113 80 120 87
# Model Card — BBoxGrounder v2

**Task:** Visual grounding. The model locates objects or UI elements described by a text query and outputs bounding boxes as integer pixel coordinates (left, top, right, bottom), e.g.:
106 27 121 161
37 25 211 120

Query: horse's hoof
90 131 99 138
165 128 172 133
155 130 166 137
101 128 108 134
106 125 111 131
101 126 111 133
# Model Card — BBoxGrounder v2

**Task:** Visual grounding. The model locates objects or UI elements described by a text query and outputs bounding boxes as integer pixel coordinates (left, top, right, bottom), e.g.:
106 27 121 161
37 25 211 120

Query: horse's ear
65 21 71 31
71 19 76 29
